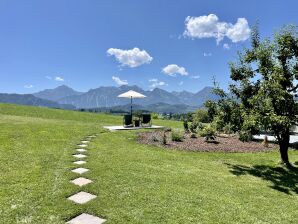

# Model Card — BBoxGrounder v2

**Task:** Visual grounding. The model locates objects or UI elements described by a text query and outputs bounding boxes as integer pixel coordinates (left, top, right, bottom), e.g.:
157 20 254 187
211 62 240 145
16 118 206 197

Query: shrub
239 130 252 142
190 133 197 138
171 129 184 142
189 121 203 133
183 120 189 133
189 122 197 133
212 116 225 132
223 123 233 134
193 109 210 123
199 124 216 141
151 112 158 119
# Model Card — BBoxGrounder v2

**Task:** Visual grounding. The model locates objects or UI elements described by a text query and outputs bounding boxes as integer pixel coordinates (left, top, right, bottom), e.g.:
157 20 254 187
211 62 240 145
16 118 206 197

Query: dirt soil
138 131 276 152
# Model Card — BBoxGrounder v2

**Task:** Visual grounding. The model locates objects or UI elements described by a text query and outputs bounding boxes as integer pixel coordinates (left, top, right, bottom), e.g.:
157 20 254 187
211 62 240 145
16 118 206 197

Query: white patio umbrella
118 90 146 116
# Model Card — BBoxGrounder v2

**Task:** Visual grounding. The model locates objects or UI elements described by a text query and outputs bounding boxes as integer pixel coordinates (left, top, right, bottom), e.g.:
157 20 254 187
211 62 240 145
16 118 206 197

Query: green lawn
0 103 297 223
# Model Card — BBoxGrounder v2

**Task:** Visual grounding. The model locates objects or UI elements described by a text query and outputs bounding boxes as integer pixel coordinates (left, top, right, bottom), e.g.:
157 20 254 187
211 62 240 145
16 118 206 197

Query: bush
189 121 203 133
151 112 158 119
183 120 189 133
212 116 225 132
193 109 210 123
171 129 184 142
199 124 216 141
223 123 233 134
189 122 197 133
239 130 252 142
190 133 197 138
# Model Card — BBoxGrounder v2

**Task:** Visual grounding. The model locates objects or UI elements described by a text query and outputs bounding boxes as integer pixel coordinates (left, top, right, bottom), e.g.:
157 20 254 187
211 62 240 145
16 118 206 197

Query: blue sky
0 0 297 94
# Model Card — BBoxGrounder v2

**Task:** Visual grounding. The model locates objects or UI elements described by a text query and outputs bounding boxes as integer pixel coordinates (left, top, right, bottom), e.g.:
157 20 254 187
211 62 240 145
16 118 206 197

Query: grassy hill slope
0 103 297 224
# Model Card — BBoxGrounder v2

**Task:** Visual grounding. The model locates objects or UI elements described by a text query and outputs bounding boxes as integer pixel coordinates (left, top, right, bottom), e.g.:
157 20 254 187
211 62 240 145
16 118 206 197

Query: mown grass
0 103 297 223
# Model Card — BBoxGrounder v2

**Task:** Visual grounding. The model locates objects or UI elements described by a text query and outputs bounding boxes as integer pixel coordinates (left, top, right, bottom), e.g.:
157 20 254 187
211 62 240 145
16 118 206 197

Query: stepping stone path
73 154 87 159
77 144 88 147
67 134 106 223
71 177 93 187
72 167 89 174
67 213 106 224
74 160 86 165
68 191 97 204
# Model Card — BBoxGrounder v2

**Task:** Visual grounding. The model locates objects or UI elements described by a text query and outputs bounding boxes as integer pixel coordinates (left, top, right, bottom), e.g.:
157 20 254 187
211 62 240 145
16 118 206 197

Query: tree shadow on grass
225 163 298 195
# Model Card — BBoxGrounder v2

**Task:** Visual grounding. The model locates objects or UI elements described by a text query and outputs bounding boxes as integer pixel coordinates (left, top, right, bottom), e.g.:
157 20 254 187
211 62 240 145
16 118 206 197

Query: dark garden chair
123 114 133 127
141 114 152 127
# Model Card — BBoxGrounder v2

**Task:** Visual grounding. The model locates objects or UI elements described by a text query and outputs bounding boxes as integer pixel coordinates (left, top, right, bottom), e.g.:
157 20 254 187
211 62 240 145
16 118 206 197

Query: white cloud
162 64 188 76
226 18 251 43
54 76 64 81
223 43 230 50
45 76 52 80
183 14 250 44
112 76 128 85
149 79 166 89
203 52 212 57
107 47 153 68
24 84 33 88
179 81 184 86
190 75 200 79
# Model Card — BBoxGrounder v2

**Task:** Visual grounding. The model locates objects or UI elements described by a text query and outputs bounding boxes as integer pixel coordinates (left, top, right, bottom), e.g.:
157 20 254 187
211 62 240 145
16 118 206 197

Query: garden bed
138 131 276 152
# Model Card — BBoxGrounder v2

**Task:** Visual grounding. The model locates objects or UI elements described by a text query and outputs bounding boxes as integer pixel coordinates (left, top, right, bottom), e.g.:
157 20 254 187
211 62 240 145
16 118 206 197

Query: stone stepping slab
81 141 90 144
68 191 97 204
77 144 88 148
72 167 89 174
67 213 106 224
74 160 86 165
71 177 93 187
73 154 87 159
76 148 87 153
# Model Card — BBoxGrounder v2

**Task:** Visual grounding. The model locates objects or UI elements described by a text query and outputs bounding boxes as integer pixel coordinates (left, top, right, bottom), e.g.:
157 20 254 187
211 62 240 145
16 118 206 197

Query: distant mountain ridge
34 85 82 101
0 85 219 113
43 85 219 109
0 93 75 109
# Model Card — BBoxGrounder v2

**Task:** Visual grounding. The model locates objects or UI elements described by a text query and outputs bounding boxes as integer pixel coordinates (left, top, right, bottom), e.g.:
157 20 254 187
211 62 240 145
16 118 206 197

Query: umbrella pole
130 96 132 117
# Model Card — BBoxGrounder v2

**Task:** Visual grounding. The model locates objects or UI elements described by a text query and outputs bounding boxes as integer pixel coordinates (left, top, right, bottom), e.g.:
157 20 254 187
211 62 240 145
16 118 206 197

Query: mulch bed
138 131 276 153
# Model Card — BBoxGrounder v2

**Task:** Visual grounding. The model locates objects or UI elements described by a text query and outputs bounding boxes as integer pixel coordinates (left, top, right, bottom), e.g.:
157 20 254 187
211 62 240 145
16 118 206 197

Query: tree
230 24 298 165
204 80 243 133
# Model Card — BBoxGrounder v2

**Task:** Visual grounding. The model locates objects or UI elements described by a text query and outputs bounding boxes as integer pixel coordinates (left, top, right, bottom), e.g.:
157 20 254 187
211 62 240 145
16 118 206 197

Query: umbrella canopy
118 90 146 116
118 90 146 98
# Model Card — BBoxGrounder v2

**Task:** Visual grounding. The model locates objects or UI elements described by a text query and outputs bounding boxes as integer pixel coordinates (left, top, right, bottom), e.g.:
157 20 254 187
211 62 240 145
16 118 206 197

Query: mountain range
0 85 219 113
0 93 75 110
